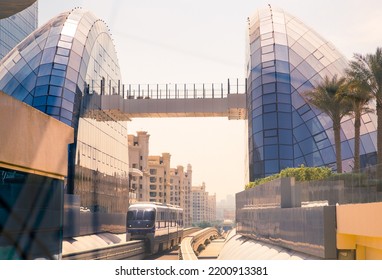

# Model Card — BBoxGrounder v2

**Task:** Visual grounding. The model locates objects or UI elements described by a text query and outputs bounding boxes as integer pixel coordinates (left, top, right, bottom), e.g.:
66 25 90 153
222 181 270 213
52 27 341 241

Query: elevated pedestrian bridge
82 80 247 120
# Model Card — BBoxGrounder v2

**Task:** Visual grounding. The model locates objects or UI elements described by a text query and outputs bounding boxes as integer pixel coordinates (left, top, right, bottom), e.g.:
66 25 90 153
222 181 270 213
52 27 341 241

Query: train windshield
127 208 155 221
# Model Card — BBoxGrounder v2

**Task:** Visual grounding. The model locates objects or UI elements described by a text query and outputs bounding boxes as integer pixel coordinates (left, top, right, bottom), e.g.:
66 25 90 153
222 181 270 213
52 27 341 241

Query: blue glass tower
247 6 377 180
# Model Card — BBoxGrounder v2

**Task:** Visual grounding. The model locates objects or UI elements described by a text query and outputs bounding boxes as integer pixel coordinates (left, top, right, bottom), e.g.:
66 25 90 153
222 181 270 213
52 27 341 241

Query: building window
149 169 156 175
150 177 156 183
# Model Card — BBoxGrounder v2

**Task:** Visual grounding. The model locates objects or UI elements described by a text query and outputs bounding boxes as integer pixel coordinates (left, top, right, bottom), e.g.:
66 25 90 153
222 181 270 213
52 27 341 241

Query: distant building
207 193 217 222
0 1 38 59
148 153 171 204
128 131 150 203
170 164 192 226
191 182 216 224
216 194 235 221
191 183 208 224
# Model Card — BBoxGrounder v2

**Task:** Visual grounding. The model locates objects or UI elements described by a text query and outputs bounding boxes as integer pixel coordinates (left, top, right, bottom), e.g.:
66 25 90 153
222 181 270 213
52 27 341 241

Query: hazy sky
38 0 382 201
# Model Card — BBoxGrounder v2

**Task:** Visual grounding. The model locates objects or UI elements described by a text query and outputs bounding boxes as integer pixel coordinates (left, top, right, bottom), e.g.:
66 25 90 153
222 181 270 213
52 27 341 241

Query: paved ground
144 248 179 260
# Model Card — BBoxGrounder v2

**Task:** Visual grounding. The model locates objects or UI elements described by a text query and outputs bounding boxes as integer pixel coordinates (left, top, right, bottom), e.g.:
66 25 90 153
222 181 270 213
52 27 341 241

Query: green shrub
280 165 333 181
245 165 333 189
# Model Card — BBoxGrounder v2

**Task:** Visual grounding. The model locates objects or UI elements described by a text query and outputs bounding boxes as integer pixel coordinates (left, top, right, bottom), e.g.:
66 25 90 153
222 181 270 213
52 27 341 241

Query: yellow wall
337 202 382 260
0 91 74 178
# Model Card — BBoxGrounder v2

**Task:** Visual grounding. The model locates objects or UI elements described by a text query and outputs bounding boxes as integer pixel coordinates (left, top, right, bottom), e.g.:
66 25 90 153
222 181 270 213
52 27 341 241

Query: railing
179 227 219 260
85 78 247 99
62 240 145 260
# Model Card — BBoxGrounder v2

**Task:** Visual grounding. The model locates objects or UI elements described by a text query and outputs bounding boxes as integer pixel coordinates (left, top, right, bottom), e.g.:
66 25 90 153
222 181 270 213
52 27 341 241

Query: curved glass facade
0 8 129 230
0 1 37 60
247 6 377 180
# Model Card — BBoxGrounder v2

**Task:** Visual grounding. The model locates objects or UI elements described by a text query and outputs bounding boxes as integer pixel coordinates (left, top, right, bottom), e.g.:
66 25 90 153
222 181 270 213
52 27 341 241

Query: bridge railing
179 227 219 260
85 78 247 100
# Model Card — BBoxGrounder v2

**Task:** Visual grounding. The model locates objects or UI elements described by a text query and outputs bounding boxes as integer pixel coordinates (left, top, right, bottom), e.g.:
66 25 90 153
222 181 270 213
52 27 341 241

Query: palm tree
342 78 373 172
347 48 382 176
305 75 352 173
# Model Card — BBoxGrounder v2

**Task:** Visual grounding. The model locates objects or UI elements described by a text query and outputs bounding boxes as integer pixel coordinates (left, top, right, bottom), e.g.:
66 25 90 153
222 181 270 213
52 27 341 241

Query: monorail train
126 202 183 254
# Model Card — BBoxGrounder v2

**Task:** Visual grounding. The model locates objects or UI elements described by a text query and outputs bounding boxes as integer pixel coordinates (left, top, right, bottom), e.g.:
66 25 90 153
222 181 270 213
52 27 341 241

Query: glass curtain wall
247 6 377 180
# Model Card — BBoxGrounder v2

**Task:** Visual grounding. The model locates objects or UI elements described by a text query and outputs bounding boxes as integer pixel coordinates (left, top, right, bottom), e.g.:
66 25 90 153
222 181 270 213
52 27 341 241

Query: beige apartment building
191 182 216 225
128 132 193 226
128 131 150 203
170 164 192 227
148 153 171 204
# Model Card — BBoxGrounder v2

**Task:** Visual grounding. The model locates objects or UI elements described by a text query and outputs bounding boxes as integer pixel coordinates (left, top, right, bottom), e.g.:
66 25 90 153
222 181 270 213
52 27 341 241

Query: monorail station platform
198 229 318 260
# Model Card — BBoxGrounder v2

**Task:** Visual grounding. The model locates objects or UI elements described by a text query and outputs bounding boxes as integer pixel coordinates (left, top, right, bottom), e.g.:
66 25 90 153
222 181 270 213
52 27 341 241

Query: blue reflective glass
294 144 303 158
277 94 290 104
21 72 37 91
52 69 66 77
61 108 73 120
275 44 289 61
263 83 276 94
263 94 276 104
50 76 65 87
47 96 62 107
277 82 291 94
263 112 277 129
279 129 293 145
49 85 62 96
264 145 279 159
278 103 291 112
301 110 315 121
3 78 19 95
316 138 331 149
313 131 327 142
41 47 56 64
33 84 49 97
276 60 290 74
33 96 47 106
38 63 53 76
300 137 318 154
36 76 50 86
251 86 262 100
276 72 290 83
15 63 33 83
264 104 276 113
59 117 72 126
62 99 74 112
53 63 67 71
253 116 263 133
264 129 277 137
278 112 292 129
320 146 336 164
264 137 278 145
306 117 323 135
46 106 60 115
12 84 29 101
360 134 374 154
63 89 75 102
262 73 276 84
253 131 264 147
297 104 310 115
295 156 306 166
252 106 262 118
280 160 293 170
279 145 293 159
265 160 279 174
